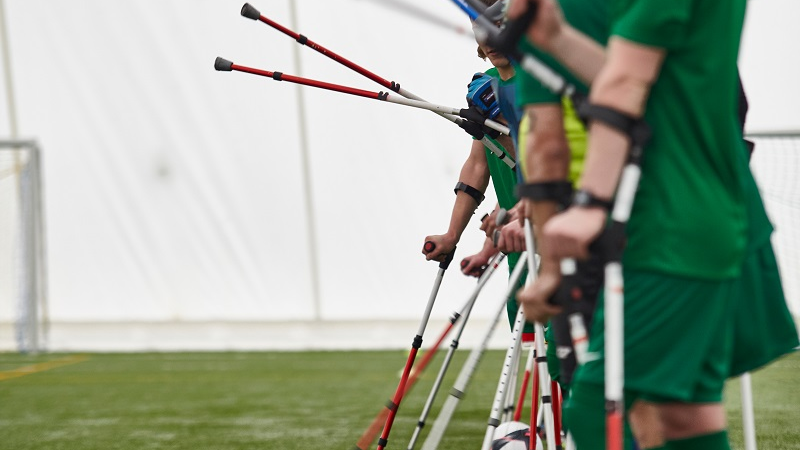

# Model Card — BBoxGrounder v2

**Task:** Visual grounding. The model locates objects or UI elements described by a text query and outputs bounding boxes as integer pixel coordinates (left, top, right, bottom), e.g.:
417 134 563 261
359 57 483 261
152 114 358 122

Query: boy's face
478 40 511 69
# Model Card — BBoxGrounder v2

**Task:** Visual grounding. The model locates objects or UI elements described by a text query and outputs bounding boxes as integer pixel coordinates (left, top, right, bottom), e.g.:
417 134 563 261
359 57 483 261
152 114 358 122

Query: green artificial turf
0 350 797 449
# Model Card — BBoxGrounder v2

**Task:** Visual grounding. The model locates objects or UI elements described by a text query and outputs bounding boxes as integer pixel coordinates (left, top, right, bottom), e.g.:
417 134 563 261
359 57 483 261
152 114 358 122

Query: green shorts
575 242 798 403
729 243 799 376
574 268 736 403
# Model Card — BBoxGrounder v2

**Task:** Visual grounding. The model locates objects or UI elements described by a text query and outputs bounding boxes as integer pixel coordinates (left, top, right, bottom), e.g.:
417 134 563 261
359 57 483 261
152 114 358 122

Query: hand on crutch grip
492 208 509 247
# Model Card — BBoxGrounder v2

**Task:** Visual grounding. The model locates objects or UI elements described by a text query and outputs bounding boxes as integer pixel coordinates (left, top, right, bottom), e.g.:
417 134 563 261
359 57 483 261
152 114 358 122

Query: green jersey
613 0 752 279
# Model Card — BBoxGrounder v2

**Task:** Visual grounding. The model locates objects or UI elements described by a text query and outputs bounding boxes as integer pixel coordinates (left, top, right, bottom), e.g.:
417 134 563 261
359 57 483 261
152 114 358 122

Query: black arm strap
454 182 485 206
578 103 651 149
516 181 574 209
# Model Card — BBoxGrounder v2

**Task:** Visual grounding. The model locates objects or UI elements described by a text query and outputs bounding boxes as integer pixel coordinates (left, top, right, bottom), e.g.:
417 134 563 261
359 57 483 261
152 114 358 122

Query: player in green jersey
505 1 799 450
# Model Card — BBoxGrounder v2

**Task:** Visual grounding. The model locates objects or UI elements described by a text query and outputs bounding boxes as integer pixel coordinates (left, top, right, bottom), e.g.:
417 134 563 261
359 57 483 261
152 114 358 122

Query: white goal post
0 140 47 353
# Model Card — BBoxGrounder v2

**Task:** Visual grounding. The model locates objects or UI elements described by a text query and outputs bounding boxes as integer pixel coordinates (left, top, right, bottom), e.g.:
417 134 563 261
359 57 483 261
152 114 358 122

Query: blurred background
0 0 798 353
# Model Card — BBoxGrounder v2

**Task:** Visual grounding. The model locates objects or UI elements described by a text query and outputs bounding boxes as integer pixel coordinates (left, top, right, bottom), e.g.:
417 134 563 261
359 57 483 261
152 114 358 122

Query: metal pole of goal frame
0 140 48 354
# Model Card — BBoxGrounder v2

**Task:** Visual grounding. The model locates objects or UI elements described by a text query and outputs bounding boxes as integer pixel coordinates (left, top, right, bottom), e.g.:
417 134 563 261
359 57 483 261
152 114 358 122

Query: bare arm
507 0 606 85
523 103 570 273
515 103 571 322
423 139 491 261
544 37 666 260
578 37 665 198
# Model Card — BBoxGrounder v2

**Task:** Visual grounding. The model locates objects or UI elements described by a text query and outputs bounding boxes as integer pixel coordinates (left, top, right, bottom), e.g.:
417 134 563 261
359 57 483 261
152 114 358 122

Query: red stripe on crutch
250 11 396 91
513 363 531 422
551 381 563 449
376 345 420 450
607 410 623 450
530 347 540 450
229 63 384 100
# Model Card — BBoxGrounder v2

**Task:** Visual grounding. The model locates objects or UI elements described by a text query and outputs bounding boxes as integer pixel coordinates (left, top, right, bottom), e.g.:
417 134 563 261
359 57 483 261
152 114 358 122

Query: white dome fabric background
0 0 797 351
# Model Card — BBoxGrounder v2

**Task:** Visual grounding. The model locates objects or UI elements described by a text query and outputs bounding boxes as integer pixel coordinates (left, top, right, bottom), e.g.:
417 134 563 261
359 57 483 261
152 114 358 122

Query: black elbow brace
578 103 651 150
516 181 574 210
454 182 485 206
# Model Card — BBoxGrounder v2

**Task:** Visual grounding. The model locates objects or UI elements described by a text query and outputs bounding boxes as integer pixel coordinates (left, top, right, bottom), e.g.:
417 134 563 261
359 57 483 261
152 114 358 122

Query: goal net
750 133 800 317
0 141 47 352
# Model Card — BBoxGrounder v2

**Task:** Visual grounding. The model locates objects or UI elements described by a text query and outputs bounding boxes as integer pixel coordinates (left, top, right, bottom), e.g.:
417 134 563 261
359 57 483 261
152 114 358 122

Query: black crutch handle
492 208 509 247
495 208 509 226
439 247 457 270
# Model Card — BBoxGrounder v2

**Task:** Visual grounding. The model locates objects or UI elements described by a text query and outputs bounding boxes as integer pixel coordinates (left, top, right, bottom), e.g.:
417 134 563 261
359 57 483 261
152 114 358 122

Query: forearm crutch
574 104 651 450
420 254 529 450
238 3 516 169
366 241 456 450
355 294 474 450
214 58 510 137
406 251 507 450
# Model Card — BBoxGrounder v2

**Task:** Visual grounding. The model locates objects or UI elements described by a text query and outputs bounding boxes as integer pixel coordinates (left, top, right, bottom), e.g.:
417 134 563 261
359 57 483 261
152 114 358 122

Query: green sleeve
612 0 693 49
514 59 560 107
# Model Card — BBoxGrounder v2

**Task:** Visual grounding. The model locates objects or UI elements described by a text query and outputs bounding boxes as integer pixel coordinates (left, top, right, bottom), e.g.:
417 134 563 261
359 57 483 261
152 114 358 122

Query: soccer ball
491 421 542 450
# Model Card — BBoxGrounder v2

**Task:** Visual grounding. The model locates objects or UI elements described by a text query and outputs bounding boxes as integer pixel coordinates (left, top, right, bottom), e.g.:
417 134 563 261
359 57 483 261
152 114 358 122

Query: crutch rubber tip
241 3 261 20
423 241 435 253
215 57 233 72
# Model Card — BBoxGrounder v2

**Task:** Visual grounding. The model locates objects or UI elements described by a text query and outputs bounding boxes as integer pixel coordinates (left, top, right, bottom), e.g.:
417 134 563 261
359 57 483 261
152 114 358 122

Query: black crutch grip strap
439 247 456 270
454 182 485 206
516 181 574 209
